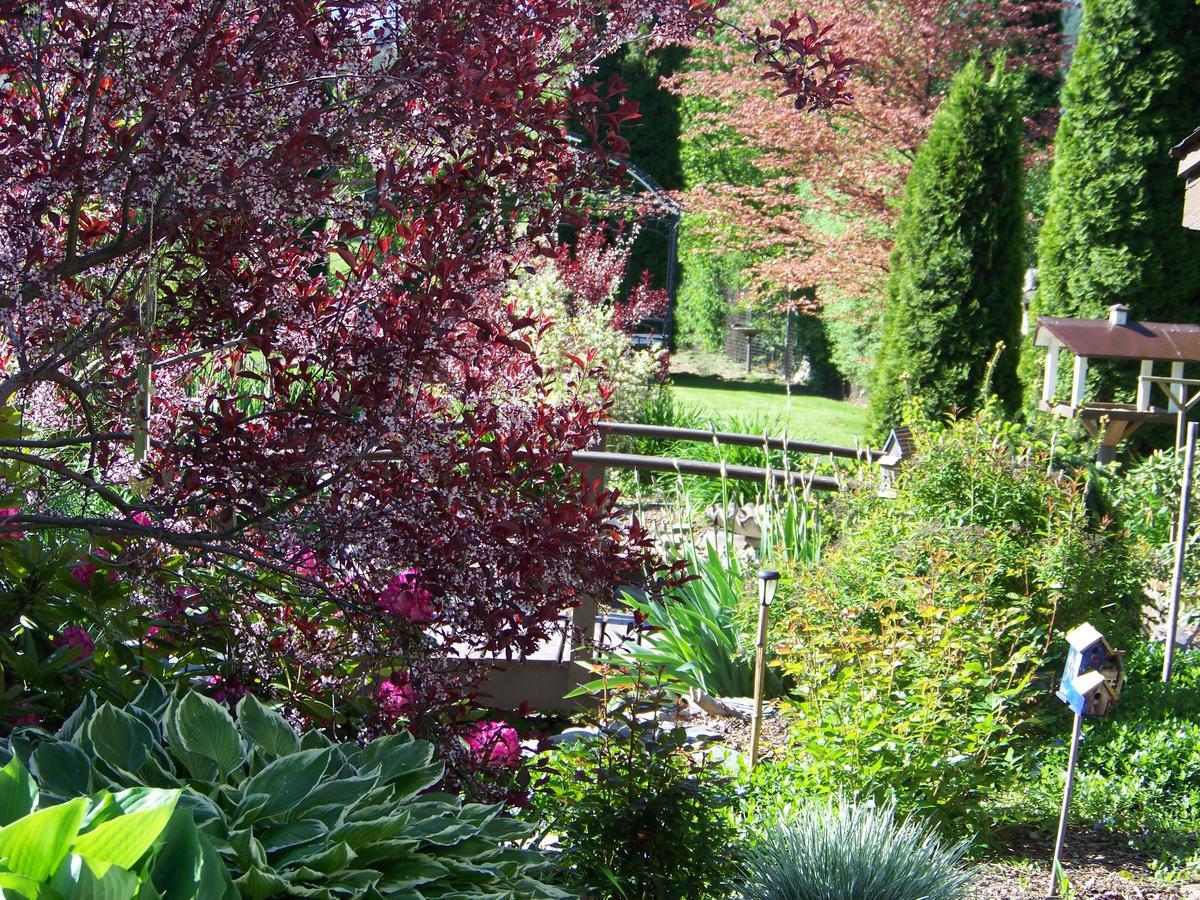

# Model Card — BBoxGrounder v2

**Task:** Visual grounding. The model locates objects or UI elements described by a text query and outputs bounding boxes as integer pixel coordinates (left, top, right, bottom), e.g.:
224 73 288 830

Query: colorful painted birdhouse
1056 622 1124 717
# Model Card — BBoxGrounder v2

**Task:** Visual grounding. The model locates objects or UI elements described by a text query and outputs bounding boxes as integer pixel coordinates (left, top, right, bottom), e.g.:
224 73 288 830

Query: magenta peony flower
70 551 117 587
376 676 416 719
129 511 151 526
0 508 23 540
377 569 435 624
465 720 521 768
56 625 95 662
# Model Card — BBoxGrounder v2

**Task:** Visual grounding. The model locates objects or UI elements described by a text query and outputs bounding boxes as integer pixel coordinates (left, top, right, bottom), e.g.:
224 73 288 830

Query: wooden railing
574 421 878 493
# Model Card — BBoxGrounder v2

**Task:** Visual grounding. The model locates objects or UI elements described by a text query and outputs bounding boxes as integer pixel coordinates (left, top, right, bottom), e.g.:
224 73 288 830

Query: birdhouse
1056 622 1124 717
1171 126 1200 231
878 426 915 494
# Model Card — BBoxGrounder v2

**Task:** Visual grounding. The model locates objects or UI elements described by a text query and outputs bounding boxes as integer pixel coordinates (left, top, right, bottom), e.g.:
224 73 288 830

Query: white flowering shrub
509 260 667 424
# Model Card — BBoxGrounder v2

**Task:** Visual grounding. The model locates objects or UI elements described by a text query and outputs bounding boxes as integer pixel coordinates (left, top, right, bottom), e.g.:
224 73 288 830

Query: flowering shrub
510 228 669 423
466 719 522 768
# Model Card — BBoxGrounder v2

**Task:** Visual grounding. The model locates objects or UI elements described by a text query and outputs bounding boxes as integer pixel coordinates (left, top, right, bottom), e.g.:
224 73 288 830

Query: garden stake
750 569 780 767
1050 622 1123 897
1048 710 1082 898
1163 419 1197 684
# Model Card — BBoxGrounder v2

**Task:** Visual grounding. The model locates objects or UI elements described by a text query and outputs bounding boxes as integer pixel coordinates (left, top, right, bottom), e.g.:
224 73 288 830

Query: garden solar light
750 569 781 767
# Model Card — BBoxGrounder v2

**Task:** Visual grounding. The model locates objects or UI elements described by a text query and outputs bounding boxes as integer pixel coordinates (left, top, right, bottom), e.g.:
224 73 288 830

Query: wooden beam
1042 340 1061 405
1138 360 1154 411
1071 355 1088 410
1170 361 1186 412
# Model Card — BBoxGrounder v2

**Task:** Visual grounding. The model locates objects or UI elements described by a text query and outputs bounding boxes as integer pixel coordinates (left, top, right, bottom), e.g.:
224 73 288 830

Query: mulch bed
969 827 1199 899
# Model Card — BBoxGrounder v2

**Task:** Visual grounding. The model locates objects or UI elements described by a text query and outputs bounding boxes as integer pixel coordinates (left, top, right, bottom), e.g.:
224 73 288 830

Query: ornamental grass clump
739 797 972 900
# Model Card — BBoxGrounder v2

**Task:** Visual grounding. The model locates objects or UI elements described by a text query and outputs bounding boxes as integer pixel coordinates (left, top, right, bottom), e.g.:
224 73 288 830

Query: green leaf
236 696 300 759
130 681 169 718
30 743 92 800
0 870 46 898
257 820 328 854
73 789 180 871
49 854 138 900
233 867 294 900
0 797 87 880
165 697 233 781
0 757 37 827
150 809 237 900
237 748 329 823
87 704 156 774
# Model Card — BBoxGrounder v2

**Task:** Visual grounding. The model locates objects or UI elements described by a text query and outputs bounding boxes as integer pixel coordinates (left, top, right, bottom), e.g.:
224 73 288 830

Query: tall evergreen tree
1030 0 1200 398
868 59 1025 439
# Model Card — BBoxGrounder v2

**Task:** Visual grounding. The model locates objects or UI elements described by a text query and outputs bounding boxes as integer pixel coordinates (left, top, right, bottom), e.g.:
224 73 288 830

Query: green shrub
4 686 566 899
738 797 972 900
868 58 1025 439
0 757 224 899
772 411 1142 829
531 668 738 898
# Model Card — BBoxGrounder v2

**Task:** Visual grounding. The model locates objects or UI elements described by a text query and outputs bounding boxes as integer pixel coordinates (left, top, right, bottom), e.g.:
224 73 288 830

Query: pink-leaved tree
0 0 851 725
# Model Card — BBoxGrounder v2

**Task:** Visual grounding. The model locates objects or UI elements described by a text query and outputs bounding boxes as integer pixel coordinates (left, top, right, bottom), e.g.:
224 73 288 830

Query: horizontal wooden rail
572 450 842 491
598 421 879 461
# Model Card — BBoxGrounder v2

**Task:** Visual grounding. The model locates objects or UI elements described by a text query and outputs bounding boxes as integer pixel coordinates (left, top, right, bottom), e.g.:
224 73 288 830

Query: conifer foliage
868 59 1025 438
1031 0 1200 398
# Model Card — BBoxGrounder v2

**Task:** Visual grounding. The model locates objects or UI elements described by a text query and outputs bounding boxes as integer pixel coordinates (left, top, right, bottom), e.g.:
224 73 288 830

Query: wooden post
749 596 770 767
1163 420 1198 684
1048 711 1084 898
1071 355 1088 410
1138 360 1154 411
1042 340 1061 405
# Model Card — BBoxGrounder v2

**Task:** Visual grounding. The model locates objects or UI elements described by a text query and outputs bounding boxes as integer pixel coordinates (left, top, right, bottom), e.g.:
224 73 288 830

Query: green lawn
669 373 869 448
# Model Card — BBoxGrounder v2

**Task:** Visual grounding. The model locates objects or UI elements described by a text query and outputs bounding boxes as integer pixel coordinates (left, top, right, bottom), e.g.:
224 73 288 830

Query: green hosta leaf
375 852 450 890
477 817 532 843
280 840 353 875
49 854 138 900
172 695 244 779
88 704 156 774
0 757 37 826
150 810 237 900
298 731 333 752
0 796 87 880
130 681 169 718
233 866 294 900
59 693 98 743
229 828 269 870
327 814 411 849
163 703 218 783
287 775 378 822
235 696 300 759
237 748 329 823
73 789 179 871
404 817 475 846
357 736 429 785
257 820 328 854
0 870 45 898
30 743 92 800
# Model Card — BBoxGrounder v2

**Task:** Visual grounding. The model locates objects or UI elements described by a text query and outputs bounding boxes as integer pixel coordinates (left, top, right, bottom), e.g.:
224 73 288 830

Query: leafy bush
4 686 565 899
738 797 972 900
531 667 738 898
772 412 1142 828
0 757 223 899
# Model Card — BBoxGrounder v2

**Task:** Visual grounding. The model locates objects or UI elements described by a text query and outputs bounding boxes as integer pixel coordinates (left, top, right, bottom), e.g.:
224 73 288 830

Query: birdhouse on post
1170 126 1200 231
1056 622 1124 718
877 426 915 496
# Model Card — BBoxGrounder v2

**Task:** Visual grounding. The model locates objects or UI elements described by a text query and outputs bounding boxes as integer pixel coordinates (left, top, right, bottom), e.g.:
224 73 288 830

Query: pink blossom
293 549 320 578
465 720 521 768
0 509 23 541
129 511 151 526
376 676 416 719
70 551 117 587
377 569 435 624
56 626 95 662
208 675 250 706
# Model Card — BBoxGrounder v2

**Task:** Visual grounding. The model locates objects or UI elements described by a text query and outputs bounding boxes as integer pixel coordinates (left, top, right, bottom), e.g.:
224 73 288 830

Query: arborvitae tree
868 59 1025 439
1030 0 1200 399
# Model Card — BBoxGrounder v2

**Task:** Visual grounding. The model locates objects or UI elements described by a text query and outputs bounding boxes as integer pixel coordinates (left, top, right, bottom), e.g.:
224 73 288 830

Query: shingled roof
1034 315 1200 363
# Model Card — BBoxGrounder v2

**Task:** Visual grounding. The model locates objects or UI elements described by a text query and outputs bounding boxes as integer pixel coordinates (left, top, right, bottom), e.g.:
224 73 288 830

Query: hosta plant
0 756 228 899
3 684 567 899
